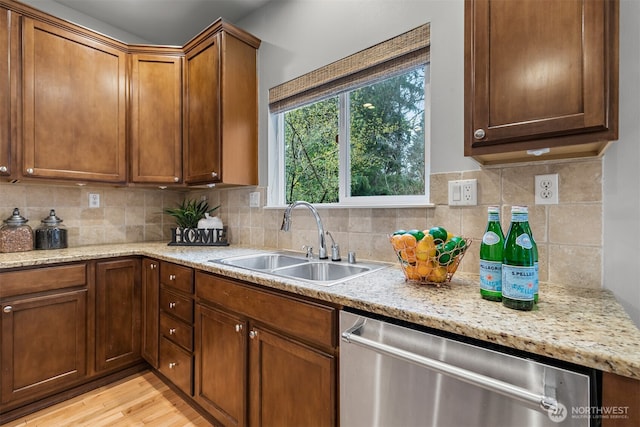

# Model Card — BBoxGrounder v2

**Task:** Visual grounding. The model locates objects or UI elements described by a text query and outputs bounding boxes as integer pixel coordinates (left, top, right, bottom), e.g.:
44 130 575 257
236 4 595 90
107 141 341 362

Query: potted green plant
164 199 225 246
164 199 219 229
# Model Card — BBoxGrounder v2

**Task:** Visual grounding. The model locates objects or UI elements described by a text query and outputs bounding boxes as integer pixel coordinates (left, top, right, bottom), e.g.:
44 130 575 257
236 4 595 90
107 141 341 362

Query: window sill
263 202 436 210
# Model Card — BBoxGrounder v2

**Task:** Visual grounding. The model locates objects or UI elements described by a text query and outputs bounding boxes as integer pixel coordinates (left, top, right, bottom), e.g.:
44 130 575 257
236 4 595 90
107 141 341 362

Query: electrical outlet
448 179 477 206
535 174 559 204
249 192 260 207
88 193 100 208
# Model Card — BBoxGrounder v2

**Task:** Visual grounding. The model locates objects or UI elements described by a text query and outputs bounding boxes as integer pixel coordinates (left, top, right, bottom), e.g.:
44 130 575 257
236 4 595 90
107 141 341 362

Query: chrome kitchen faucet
281 201 328 259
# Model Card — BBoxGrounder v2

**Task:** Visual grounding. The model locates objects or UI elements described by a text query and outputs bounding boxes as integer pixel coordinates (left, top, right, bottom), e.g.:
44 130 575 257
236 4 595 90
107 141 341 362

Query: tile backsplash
1 157 602 289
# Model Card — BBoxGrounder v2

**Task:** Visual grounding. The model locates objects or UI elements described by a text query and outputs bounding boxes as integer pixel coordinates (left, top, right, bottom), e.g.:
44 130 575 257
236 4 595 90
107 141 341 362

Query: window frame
267 24 431 208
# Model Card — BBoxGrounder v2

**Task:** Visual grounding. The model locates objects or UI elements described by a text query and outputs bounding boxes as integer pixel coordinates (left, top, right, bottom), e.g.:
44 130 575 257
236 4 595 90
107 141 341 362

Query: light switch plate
89 193 100 208
448 179 477 206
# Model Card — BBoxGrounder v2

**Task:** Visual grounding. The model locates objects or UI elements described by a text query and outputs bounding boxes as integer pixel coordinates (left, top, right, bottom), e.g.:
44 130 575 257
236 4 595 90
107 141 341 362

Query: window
269 24 430 207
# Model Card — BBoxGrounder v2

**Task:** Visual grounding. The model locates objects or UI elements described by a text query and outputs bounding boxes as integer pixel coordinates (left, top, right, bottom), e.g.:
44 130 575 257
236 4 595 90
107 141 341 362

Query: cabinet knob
26 168 34 174
0 166 7 173
169 274 176 281
3 305 12 313
249 330 258 339
235 324 243 333
473 129 486 140
168 362 177 369
169 328 176 335
211 171 218 178
169 302 176 309
173 176 179 182
150 263 157 270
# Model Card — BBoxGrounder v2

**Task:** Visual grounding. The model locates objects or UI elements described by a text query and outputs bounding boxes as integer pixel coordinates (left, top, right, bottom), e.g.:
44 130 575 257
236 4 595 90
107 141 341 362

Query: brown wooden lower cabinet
95 258 142 373
602 371 640 427
194 271 338 427
0 288 87 407
141 258 160 369
249 326 335 427
195 304 248 427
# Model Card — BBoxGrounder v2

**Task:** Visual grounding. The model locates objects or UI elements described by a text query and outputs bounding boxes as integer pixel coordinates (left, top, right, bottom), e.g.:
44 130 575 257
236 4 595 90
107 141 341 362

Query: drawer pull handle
169 328 176 335
169 274 176 281
3 306 12 313
249 330 258 339
168 362 177 369
235 324 243 332
169 302 176 309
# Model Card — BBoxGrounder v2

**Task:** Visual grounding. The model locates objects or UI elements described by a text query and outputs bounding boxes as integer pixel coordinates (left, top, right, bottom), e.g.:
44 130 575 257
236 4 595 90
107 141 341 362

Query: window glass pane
349 67 425 197
284 97 339 204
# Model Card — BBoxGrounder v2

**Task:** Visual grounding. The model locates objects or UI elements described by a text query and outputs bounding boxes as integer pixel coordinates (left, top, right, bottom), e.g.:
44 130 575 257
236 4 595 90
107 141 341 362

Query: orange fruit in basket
427 265 448 283
391 234 405 251
404 264 421 280
416 261 433 277
400 247 417 263
399 233 417 248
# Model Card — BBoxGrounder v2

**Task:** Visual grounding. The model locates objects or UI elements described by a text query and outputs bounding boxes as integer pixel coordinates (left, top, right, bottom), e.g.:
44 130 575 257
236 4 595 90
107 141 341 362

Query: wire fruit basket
389 233 472 286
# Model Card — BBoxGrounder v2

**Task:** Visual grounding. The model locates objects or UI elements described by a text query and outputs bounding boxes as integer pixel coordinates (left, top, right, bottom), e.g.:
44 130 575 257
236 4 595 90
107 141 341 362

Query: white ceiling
47 0 271 45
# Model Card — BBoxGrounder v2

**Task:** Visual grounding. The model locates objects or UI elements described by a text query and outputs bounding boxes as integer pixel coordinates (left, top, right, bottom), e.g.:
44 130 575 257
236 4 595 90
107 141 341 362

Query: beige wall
0 183 184 247
194 157 603 289
1 157 601 289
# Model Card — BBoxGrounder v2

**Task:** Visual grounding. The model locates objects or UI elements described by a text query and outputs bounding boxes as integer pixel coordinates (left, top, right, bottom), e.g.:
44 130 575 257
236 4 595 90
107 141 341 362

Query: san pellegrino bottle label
482 231 501 245
502 265 535 301
480 260 502 292
515 233 532 249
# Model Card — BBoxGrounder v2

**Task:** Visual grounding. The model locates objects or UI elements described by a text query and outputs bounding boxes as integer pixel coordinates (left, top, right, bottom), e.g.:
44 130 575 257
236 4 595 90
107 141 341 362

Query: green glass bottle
480 206 504 301
522 220 539 304
502 206 535 311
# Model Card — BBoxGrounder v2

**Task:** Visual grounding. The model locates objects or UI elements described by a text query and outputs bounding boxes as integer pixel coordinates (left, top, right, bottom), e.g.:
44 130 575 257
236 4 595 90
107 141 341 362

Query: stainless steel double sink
210 251 389 286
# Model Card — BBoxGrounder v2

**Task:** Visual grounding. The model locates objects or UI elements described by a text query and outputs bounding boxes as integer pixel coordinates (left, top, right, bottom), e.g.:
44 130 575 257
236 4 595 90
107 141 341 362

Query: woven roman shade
269 23 430 114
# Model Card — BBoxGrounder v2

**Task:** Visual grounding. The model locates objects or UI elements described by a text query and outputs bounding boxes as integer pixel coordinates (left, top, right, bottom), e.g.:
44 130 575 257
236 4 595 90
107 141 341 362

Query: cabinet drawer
159 337 192 396
0 264 86 298
196 272 336 349
160 288 193 323
160 262 193 293
160 312 193 351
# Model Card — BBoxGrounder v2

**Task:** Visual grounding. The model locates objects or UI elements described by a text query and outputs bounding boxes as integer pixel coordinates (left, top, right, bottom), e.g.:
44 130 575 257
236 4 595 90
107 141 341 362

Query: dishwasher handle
342 320 559 414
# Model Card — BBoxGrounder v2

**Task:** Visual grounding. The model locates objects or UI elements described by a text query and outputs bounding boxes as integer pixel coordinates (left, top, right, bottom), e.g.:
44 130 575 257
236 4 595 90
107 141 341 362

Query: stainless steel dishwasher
340 310 598 427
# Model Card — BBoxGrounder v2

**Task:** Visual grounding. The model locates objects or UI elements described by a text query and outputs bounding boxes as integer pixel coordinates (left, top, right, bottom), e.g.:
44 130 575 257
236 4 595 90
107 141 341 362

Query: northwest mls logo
549 404 630 422
548 402 568 423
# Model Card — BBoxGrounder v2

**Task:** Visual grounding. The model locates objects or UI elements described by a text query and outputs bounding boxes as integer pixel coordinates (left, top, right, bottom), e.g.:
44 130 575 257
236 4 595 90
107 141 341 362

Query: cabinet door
0 8 9 176
130 54 183 184
0 7 16 178
95 259 141 372
22 18 127 182
1 289 87 405
465 0 618 160
195 304 247 427
141 258 159 368
249 327 335 427
183 33 221 185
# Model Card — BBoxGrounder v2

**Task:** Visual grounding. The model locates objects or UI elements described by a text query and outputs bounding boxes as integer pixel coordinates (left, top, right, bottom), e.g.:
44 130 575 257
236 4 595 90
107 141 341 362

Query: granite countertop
1 242 639 380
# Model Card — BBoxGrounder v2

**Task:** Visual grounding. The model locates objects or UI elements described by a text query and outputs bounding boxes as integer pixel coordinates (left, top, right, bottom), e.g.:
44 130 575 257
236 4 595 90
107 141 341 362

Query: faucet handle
302 245 314 258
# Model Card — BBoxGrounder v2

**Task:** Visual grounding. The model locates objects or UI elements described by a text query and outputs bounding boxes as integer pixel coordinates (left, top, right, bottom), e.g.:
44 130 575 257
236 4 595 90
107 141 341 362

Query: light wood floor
3 371 212 426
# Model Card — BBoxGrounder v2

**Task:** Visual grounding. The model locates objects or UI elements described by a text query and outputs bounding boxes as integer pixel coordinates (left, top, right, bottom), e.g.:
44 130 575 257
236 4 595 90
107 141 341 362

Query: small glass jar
0 208 34 253
35 210 68 250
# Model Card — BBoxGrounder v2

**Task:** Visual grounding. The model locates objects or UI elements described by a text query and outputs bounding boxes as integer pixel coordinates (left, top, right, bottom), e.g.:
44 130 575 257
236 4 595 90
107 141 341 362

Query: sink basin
274 262 371 282
215 253 308 270
210 251 388 286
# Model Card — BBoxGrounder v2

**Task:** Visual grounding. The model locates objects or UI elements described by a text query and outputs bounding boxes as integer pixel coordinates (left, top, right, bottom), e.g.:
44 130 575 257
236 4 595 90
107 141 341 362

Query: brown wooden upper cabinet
183 25 260 186
129 52 183 184
0 6 16 178
464 0 619 164
21 17 128 182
